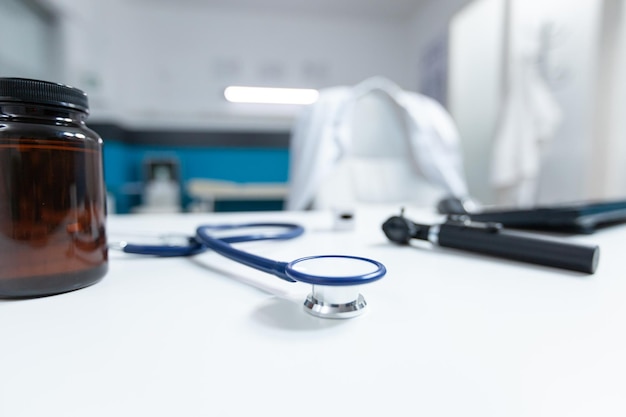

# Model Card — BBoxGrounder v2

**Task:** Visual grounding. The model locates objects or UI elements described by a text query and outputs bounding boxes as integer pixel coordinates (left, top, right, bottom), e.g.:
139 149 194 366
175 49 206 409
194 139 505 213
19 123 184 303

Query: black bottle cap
0 77 89 113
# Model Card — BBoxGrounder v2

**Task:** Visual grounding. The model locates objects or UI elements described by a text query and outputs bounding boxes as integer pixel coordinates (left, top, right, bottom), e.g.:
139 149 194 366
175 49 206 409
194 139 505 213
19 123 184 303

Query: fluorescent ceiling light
224 86 319 105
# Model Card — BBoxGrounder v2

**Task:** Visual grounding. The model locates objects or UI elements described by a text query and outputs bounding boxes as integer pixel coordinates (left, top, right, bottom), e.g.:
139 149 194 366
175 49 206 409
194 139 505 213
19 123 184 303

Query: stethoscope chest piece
304 285 367 319
286 255 385 319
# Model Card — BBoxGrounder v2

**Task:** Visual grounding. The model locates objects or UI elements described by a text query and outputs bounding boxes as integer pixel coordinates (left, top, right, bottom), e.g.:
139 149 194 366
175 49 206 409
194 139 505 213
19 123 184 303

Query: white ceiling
129 0 430 19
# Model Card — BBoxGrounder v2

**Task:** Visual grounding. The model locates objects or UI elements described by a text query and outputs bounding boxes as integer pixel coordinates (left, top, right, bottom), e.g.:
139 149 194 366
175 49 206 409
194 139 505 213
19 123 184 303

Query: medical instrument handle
437 220 599 274
196 225 296 282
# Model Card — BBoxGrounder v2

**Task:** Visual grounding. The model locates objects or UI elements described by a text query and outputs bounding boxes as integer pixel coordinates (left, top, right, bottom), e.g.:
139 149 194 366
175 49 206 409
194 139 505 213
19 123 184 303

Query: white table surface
1 206 625 417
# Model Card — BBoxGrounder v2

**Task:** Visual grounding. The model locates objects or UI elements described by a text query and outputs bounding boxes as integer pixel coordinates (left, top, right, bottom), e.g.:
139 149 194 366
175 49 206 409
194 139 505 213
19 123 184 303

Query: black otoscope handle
382 212 599 274
437 219 599 273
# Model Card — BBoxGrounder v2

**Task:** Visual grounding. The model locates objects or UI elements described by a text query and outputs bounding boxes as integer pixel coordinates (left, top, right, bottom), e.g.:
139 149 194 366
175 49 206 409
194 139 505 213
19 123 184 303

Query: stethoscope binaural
115 223 386 319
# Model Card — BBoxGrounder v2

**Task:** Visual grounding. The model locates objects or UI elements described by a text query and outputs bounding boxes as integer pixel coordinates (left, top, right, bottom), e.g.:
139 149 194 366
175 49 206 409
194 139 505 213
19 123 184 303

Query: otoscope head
382 215 413 244
382 208 431 244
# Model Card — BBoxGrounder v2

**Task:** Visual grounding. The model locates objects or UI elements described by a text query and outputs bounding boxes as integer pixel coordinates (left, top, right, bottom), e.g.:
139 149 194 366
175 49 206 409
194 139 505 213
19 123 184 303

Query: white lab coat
286 77 469 211
491 38 562 207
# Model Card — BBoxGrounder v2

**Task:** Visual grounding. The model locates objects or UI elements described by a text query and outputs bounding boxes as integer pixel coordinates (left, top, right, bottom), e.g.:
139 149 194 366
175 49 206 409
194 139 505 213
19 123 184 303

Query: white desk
2 206 626 417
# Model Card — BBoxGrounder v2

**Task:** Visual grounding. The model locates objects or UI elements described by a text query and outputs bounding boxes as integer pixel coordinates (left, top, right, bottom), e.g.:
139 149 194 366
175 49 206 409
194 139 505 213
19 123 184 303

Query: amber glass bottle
0 78 108 297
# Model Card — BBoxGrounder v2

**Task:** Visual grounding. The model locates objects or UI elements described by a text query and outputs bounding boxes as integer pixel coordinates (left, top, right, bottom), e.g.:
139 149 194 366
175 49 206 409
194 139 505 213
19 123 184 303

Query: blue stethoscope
116 223 386 318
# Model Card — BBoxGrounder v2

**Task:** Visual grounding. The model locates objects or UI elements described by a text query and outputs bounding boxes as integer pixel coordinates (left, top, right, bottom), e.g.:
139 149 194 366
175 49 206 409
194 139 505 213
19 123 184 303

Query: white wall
41 0 414 131
28 0 478 138
448 0 505 204
38 0 482 131
407 0 475 95
0 0 59 80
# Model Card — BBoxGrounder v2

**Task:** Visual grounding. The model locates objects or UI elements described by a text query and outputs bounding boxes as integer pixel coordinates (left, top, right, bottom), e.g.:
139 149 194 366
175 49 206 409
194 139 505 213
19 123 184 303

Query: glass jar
0 77 108 297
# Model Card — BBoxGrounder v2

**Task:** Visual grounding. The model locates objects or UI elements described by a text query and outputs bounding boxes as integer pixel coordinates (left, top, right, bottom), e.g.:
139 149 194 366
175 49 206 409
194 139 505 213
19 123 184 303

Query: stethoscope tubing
196 225 386 286
119 222 386 287
120 238 205 257
119 222 304 258
195 224 298 282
